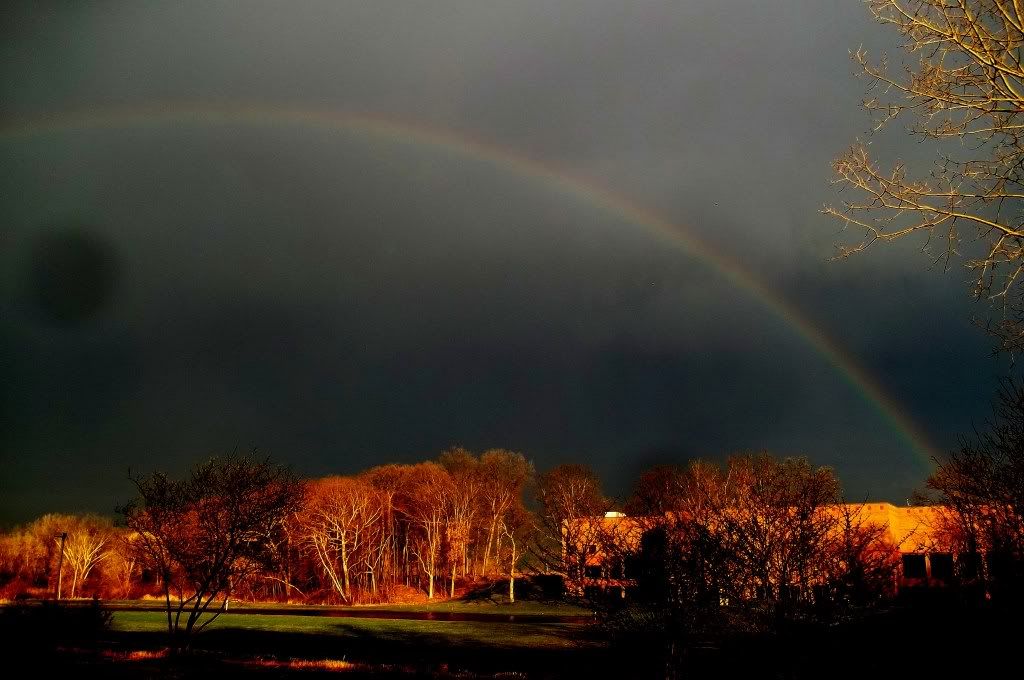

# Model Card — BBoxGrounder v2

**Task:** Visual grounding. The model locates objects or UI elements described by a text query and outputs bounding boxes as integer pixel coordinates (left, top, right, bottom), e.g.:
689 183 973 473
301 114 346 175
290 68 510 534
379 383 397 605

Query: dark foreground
2 593 1016 678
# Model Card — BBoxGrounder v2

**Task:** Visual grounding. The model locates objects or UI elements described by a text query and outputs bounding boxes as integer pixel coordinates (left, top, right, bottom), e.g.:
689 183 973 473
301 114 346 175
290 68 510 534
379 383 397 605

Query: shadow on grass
601 590 1022 679
93 620 614 678
19 593 1020 678
0 599 112 652
461 575 567 607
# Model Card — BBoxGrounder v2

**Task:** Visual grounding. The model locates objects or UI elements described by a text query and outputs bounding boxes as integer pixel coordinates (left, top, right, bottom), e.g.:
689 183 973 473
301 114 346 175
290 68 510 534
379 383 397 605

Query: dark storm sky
0 1 1008 525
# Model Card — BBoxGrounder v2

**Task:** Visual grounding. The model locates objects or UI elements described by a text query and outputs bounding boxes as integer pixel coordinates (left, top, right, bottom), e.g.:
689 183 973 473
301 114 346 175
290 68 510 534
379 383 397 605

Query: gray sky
0 1 1008 525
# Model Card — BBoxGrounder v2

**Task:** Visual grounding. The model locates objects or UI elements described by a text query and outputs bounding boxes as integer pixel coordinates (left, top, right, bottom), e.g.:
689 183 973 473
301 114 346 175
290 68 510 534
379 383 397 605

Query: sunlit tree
532 463 612 593
400 462 453 599
58 515 114 599
478 450 533 577
437 448 482 594
299 476 385 602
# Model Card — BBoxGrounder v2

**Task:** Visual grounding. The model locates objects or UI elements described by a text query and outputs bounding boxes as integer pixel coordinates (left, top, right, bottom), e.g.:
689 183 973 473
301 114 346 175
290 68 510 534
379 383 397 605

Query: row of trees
3 444 1019 614
7 451 893 619
294 449 533 603
0 449 537 610
0 513 126 601
4 396 1023 650
597 457 901 642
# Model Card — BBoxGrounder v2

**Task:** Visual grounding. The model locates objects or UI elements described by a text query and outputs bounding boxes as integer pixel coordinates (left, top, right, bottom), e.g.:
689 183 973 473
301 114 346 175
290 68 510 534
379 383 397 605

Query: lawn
355 596 591 616
98 595 592 617
110 610 594 650
102 608 608 676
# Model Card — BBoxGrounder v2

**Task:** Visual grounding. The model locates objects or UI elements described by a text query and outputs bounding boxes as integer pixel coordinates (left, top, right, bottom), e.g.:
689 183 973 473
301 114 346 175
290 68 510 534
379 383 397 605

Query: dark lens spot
27 228 119 326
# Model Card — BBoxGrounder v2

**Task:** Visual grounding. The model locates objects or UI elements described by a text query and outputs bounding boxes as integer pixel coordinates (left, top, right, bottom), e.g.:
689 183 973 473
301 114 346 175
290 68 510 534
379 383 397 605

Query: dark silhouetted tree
928 379 1024 600
118 454 303 649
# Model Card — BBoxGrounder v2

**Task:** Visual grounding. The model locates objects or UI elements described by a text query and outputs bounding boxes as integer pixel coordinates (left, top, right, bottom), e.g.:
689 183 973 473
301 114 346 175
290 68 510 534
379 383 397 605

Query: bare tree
118 454 303 649
532 464 613 594
299 476 384 603
477 450 533 577
437 448 482 595
497 506 530 603
826 1 1024 349
58 515 114 599
401 462 453 599
362 465 406 596
823 503 901 608
104 529 140 599
0 514 67 594
624 457 854 627
624 465 688 521
927 378 1024 598
0 514 115 598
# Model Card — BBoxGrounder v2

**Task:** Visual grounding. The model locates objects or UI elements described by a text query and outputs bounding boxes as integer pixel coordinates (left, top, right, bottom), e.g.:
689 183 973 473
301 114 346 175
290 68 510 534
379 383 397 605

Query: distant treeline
1 438 1022 614
0 448 540 603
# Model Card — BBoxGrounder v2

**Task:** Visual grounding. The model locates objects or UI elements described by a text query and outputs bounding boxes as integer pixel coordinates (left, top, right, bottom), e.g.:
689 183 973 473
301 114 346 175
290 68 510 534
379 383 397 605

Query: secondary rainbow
0 103 941 468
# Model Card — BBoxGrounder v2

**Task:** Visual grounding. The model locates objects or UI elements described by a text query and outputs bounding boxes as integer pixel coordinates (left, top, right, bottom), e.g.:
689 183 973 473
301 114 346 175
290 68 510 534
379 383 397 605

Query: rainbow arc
0 103 941 469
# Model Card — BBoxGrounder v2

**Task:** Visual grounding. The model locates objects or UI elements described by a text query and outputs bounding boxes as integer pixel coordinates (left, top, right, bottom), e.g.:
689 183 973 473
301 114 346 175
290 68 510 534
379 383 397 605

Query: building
563 504 974 598
826 503 961 587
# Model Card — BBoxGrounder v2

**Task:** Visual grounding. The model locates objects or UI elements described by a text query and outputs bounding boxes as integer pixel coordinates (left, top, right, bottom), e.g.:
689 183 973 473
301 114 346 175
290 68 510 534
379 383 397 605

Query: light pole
55 531 67 599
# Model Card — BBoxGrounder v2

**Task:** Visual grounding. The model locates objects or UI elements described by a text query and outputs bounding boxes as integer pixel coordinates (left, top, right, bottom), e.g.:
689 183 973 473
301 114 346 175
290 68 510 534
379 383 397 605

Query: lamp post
55 531 67 600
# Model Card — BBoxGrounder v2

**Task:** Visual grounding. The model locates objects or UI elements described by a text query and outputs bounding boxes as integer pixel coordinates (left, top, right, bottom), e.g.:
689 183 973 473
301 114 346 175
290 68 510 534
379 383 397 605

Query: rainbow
0 103 941 469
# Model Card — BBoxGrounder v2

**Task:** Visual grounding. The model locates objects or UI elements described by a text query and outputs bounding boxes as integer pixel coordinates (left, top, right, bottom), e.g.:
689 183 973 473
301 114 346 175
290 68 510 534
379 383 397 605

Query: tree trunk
508 538 517 603
484 518 498 575
340 539 350 601
427 552 435 599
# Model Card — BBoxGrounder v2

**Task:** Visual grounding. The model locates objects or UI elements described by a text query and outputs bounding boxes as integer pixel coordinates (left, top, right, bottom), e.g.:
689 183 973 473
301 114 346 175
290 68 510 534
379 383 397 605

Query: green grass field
110 609 594 651
102 607 611 676
349 597 591 616
1 598 608 675
99 596 591 616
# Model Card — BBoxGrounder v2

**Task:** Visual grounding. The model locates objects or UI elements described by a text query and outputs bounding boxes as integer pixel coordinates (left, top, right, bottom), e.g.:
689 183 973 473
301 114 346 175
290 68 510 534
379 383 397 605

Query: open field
90 596 592 618
3 601 612 678
106 610 606 678
7 593 1023 678
110 609 596 650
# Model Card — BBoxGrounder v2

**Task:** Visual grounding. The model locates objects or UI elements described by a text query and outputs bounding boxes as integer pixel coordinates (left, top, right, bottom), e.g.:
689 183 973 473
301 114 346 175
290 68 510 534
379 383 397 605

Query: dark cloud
0 1 1007 525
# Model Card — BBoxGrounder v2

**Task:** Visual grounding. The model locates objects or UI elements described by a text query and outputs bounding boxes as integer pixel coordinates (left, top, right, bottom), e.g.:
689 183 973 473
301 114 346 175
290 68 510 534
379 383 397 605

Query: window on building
585 565 602 579
902 553 927 579
930 553 954 581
